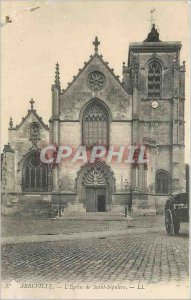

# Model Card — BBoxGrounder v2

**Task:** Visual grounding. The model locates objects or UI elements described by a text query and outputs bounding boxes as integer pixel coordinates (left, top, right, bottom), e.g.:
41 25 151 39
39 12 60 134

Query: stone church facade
2 25 186 214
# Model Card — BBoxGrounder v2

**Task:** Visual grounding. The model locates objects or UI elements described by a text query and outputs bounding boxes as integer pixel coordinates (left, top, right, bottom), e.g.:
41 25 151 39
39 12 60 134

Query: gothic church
2 25 186 214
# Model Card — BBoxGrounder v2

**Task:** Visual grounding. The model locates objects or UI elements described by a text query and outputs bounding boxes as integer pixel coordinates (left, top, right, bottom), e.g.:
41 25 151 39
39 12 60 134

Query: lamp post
124 179 128 217
58 179 62 217
128 186 133 213
124 179 132 215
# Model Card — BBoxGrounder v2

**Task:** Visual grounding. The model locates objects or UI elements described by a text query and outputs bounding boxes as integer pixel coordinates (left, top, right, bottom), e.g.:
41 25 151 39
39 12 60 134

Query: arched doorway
22 151 49 192
155 169 171 194
75 161 115 212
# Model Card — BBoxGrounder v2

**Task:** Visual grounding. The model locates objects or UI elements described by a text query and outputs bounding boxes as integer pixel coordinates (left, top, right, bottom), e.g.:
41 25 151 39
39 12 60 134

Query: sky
1 0 190 161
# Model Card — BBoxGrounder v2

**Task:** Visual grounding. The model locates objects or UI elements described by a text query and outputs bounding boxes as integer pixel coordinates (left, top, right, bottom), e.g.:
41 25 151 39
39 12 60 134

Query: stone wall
138 52 176 100
60 55 132 122
6 111 49 193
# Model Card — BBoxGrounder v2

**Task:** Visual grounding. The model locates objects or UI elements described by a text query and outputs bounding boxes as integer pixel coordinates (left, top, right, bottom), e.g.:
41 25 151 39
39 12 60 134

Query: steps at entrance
66 203 86 213
59 212 134 228
63 212 134 221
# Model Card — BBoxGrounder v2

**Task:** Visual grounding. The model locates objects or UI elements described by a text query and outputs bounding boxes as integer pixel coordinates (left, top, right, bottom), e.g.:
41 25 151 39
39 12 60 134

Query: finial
55 62 61 91
150 9 156 28
29 98 35 110
9 117 13 128
182 61 186 71
93 36 100 53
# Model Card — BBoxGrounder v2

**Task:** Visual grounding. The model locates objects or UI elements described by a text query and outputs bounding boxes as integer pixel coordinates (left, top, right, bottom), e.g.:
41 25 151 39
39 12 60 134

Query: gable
62 54 126 93
60 54 132 121
8 109 49 152
10 110 48 134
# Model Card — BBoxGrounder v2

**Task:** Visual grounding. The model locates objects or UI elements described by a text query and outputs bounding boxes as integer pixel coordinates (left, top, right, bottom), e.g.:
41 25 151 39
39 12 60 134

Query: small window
148 60 162 98
156 170 170 194
30 123 40 139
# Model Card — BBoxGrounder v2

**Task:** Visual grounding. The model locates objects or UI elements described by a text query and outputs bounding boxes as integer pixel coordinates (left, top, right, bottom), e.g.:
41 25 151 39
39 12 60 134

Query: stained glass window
87 71 106 91
23 153 48 191
82 101 109 148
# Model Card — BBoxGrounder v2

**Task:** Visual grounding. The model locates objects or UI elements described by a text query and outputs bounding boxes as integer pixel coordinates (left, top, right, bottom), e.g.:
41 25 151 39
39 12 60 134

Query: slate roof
144 24 161 42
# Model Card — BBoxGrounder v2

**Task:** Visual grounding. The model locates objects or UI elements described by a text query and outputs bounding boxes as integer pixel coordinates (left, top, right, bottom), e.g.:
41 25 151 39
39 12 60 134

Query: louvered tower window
82 101 109 148
148 61 162 98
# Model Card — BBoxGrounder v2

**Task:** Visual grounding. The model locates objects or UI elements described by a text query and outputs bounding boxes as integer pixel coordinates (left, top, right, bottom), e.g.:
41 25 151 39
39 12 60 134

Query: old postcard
1 0 190 299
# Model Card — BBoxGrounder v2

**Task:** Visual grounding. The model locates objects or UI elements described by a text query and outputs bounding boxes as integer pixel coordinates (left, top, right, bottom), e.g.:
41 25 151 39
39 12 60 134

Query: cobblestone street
2 225 189 285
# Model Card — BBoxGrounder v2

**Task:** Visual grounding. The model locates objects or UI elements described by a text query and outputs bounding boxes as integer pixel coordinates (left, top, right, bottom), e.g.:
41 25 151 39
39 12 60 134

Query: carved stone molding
143 137 156 146
144 122 159 127
82 165 107 186
131 56 139 88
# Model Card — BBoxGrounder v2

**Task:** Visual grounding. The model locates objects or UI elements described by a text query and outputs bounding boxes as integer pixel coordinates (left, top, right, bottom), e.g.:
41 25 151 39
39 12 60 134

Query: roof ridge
97 54 127 91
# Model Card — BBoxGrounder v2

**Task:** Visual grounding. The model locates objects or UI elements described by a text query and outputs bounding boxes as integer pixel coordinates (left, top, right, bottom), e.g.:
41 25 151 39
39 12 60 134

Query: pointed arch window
82 101 109 148
156 170 170 194
22 153 48 191
148 60 162 98
30 122 40 140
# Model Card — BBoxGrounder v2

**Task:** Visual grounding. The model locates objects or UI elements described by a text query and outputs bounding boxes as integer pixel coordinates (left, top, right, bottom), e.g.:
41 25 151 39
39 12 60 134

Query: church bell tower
124 23 186 198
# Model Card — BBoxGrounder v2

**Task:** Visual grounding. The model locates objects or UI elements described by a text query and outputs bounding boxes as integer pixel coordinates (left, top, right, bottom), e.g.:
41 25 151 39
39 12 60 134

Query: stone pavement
1 214 164 237
1 225 189 284
2 226 162 245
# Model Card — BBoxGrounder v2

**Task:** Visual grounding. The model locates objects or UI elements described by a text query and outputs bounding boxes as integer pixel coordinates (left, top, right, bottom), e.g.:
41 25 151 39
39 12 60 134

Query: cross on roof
93 36 100 53
30 98 35 110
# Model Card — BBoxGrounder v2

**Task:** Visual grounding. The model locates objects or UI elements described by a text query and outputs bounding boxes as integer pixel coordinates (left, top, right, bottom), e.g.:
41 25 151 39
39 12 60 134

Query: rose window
87 71 106 91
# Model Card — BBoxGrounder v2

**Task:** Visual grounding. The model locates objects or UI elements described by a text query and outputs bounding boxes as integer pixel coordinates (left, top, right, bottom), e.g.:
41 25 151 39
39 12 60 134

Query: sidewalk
2 214 164 237
2 226 164 245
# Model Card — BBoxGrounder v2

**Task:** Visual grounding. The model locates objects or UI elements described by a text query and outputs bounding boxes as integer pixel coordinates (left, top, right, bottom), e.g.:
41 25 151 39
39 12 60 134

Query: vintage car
165 193 189 235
